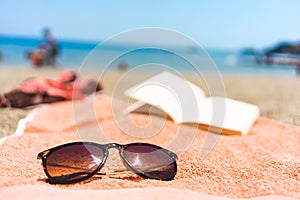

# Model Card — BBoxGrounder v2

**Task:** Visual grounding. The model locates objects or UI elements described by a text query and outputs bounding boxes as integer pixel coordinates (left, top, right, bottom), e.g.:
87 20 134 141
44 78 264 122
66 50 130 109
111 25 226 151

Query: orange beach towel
0 95 299 199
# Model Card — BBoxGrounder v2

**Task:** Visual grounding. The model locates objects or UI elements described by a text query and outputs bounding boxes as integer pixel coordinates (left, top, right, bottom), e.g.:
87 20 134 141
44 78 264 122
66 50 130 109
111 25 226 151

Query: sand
0 66 299 138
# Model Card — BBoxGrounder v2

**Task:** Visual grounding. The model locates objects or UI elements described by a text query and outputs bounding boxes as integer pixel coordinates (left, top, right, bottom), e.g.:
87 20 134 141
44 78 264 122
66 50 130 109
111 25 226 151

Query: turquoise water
0 35 297 76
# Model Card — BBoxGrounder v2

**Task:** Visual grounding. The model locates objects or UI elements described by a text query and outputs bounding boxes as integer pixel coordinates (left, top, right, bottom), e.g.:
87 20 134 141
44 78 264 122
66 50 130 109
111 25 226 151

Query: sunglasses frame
37 141 178 184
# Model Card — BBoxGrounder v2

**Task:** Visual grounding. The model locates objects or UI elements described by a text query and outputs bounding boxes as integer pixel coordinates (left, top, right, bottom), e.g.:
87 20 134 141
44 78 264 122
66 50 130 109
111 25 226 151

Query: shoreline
0 66 299 138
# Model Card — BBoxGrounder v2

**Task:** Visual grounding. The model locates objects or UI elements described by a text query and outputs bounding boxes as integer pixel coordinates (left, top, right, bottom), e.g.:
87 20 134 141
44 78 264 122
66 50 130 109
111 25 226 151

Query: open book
125 71 259 135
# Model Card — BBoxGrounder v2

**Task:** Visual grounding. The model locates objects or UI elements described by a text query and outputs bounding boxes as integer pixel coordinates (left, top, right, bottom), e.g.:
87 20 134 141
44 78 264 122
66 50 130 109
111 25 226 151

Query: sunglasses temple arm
101 162 175 175
46 162 132 176
97 169 132 175
100 163 175 176
46 161 175 178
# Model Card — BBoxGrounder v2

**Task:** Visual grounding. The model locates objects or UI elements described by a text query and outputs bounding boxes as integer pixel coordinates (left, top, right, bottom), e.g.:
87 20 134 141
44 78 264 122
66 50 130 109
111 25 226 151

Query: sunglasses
37 142 178 184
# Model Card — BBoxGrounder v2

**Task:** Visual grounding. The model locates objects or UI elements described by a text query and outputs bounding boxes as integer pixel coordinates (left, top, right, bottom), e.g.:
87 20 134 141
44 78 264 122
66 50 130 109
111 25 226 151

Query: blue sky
0 0 299 49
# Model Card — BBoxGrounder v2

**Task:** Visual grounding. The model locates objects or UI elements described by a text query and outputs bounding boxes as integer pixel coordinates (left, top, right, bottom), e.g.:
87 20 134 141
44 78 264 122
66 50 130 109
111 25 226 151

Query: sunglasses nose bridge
107 143 121 150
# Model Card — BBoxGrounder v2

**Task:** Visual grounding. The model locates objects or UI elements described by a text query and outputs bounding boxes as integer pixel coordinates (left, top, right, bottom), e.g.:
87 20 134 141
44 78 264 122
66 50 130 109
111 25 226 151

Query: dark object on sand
0 90 65 108
117 62 129 71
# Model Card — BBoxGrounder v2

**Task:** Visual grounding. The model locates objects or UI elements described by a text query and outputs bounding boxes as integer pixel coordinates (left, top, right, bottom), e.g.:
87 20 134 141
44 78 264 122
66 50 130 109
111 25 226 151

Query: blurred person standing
41 28 59 67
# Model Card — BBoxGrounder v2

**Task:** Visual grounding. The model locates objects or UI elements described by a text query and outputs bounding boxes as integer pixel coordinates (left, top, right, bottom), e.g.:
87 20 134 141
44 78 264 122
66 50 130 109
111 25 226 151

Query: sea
0 35 298 76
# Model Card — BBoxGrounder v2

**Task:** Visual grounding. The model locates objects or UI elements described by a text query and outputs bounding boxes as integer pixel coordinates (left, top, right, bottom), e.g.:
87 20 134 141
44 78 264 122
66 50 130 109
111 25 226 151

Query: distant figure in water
0 70 103 108
42 28 59 66
296 61 300 76
27 28 59 68
117 62 129 71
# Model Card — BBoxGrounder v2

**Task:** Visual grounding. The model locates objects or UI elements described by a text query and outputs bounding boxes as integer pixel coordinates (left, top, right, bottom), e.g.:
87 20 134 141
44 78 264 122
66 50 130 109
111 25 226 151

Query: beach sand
0 66 299 138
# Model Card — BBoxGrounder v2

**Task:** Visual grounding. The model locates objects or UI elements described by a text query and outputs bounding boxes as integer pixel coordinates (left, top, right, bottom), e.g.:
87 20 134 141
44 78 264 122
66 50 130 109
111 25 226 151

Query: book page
125 71 206 123
192 97 259 135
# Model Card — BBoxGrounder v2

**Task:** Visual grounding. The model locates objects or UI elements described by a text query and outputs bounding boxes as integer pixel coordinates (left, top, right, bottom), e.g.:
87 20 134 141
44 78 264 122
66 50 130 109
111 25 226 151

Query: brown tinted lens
123 144 176 180
45 144 104 182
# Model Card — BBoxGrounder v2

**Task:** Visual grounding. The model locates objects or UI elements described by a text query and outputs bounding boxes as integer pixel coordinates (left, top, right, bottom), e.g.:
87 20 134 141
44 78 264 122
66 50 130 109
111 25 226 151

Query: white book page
193 97 259 135
125 71 206 123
